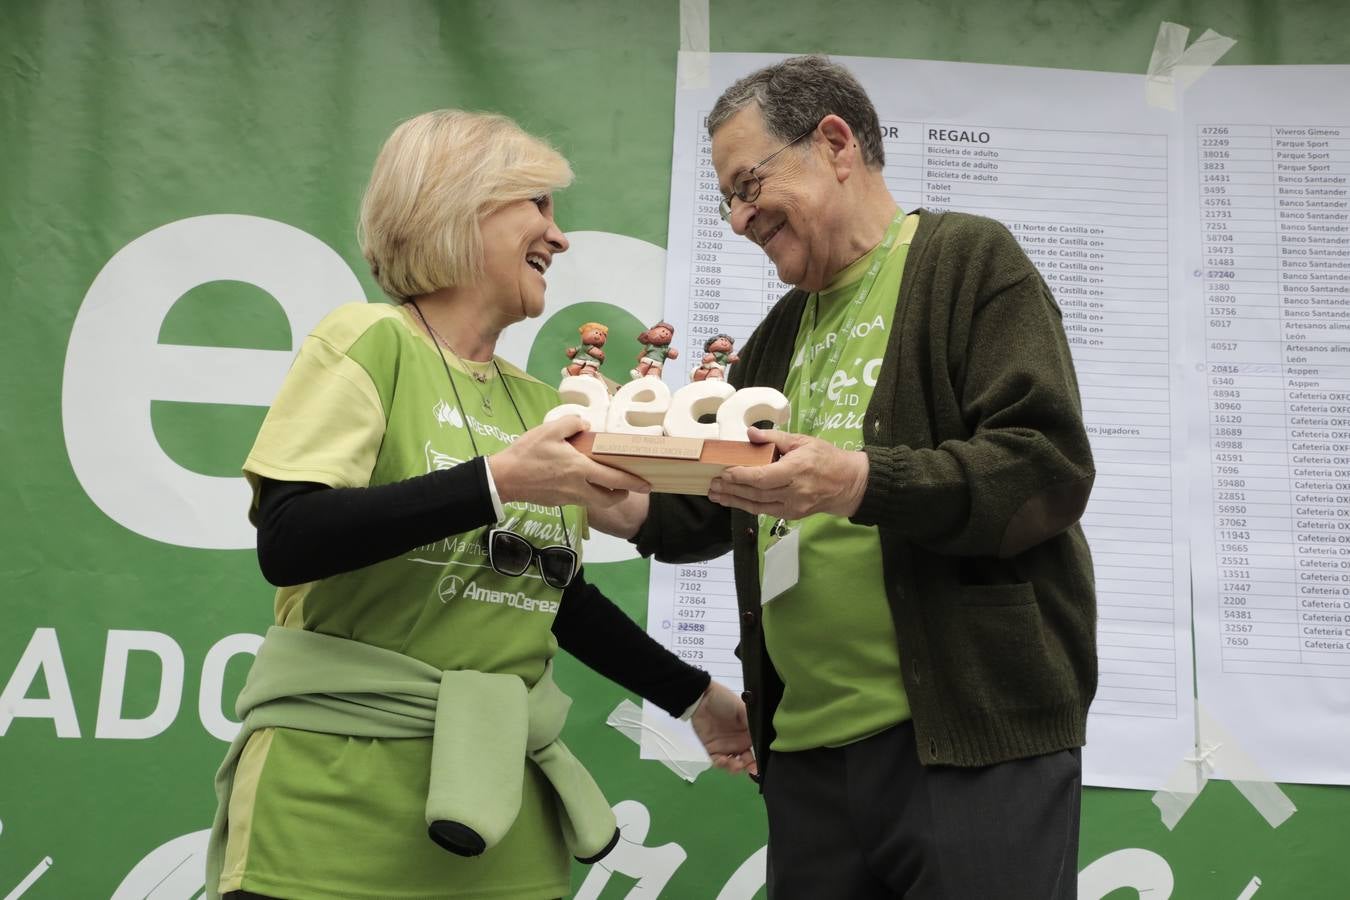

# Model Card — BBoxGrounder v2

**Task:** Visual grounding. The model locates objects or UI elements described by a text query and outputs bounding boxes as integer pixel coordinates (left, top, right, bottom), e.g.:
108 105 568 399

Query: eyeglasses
718 123 817 222
487 527 578 589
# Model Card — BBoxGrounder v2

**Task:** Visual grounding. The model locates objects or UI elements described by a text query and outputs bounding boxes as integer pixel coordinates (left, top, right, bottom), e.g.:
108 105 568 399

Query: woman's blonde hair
358 110 573 301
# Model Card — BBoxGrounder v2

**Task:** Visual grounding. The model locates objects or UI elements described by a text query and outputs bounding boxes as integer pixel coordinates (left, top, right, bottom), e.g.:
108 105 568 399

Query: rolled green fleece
426 670 529 851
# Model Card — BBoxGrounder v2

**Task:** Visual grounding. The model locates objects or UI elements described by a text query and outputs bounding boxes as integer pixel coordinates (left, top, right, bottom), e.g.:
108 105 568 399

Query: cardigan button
741 610 757 627
744 526 755 537
741 690 754 705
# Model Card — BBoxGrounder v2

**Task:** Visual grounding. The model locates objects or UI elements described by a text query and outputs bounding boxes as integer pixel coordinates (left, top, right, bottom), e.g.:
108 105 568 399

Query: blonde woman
208 110 753 900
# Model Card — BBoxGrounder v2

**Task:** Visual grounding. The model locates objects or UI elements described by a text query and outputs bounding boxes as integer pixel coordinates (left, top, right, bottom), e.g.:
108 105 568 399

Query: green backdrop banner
1 1 1347 897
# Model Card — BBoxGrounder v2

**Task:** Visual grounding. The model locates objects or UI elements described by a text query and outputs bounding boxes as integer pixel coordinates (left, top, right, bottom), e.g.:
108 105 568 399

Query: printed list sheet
1184 65 1350 785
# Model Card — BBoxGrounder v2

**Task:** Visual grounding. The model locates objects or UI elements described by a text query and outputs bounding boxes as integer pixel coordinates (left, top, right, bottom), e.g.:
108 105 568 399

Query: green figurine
692 333 739 381
563 322 608 379
631 321 679 380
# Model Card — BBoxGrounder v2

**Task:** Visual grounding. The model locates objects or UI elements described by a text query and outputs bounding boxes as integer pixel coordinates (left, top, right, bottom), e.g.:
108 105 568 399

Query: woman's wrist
486 450 518 505
480 456 506 522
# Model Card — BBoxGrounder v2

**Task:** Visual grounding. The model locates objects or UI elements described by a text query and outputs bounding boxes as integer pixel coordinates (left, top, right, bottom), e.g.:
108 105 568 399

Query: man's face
711 107 834 289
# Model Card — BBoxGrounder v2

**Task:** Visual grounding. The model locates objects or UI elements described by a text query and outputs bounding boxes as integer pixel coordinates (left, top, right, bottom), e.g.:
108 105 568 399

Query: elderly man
610 55 1097 898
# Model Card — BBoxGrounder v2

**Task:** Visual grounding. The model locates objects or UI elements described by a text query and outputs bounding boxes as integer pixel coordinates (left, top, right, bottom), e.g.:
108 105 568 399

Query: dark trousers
762 721 1081 900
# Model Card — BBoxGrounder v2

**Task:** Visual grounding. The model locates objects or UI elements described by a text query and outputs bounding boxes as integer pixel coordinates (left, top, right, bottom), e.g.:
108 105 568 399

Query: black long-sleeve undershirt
254 467 709 716
255 459 498 586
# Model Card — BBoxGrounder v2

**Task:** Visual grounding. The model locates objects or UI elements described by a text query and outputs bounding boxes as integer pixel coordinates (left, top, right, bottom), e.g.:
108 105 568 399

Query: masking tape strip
607 699 711 782
1150 748 1206 830
677 0 710 89
1150 706 1296 830
1145 21 1236 110
1200 707 1297 828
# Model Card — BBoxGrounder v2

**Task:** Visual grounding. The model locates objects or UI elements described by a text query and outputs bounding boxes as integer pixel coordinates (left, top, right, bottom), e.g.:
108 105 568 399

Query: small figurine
692 333 739 381
564 322 608 379
631 321 679 380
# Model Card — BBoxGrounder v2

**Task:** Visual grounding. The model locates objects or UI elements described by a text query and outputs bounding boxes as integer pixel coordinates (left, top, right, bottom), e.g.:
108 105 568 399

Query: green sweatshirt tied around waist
206 626 617 900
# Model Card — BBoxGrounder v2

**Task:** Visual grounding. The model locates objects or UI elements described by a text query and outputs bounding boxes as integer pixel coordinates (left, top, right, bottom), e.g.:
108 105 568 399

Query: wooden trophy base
568 431 776 495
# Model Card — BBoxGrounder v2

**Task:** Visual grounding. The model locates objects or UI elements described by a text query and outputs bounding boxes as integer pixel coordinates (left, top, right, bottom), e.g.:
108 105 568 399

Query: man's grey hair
706 55 885 169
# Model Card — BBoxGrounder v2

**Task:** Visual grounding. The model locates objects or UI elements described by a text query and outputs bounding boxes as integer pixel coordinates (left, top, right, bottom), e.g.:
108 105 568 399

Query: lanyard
794 210 906 432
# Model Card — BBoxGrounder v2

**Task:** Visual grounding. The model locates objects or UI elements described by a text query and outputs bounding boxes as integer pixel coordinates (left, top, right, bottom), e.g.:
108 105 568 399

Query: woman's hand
489 415 650 509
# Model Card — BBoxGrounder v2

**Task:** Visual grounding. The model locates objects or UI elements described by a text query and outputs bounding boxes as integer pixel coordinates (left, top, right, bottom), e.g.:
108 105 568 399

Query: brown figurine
631 321 679 380
691 333 739 381
564 322 608 379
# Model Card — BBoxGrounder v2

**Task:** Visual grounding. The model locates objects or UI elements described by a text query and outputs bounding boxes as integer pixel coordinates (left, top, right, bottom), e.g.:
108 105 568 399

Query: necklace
407 300 496 414
406 298 571 547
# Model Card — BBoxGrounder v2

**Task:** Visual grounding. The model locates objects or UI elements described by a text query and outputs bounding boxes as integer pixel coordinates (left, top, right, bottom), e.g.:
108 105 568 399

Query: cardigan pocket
944 584 1074 711
955 581 1036 608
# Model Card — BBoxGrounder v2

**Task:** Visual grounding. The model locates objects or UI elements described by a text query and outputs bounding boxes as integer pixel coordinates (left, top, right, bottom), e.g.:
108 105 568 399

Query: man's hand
691 681 757 776
708 426 869 519
586 491 650 540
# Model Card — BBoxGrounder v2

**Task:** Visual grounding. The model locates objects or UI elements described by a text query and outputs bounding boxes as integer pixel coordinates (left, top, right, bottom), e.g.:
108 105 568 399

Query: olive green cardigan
637 210 1098 775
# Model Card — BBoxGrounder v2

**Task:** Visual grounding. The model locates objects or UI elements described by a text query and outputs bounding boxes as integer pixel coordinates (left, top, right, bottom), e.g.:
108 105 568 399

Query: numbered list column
686 118 770 365
1199 125 1294 672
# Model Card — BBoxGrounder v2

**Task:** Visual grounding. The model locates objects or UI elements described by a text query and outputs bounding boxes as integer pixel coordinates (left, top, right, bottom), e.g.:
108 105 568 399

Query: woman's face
477 194 569 322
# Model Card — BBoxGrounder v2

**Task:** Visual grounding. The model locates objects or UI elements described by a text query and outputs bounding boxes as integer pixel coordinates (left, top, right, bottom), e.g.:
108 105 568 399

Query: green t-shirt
225 302 583 900
758 215 917 752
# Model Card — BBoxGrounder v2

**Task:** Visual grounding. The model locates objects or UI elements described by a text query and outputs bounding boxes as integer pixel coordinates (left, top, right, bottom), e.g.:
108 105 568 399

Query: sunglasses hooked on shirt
251 473 708 712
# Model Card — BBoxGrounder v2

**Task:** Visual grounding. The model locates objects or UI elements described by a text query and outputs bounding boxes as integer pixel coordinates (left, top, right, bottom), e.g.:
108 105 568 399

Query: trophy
550 322 784 495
